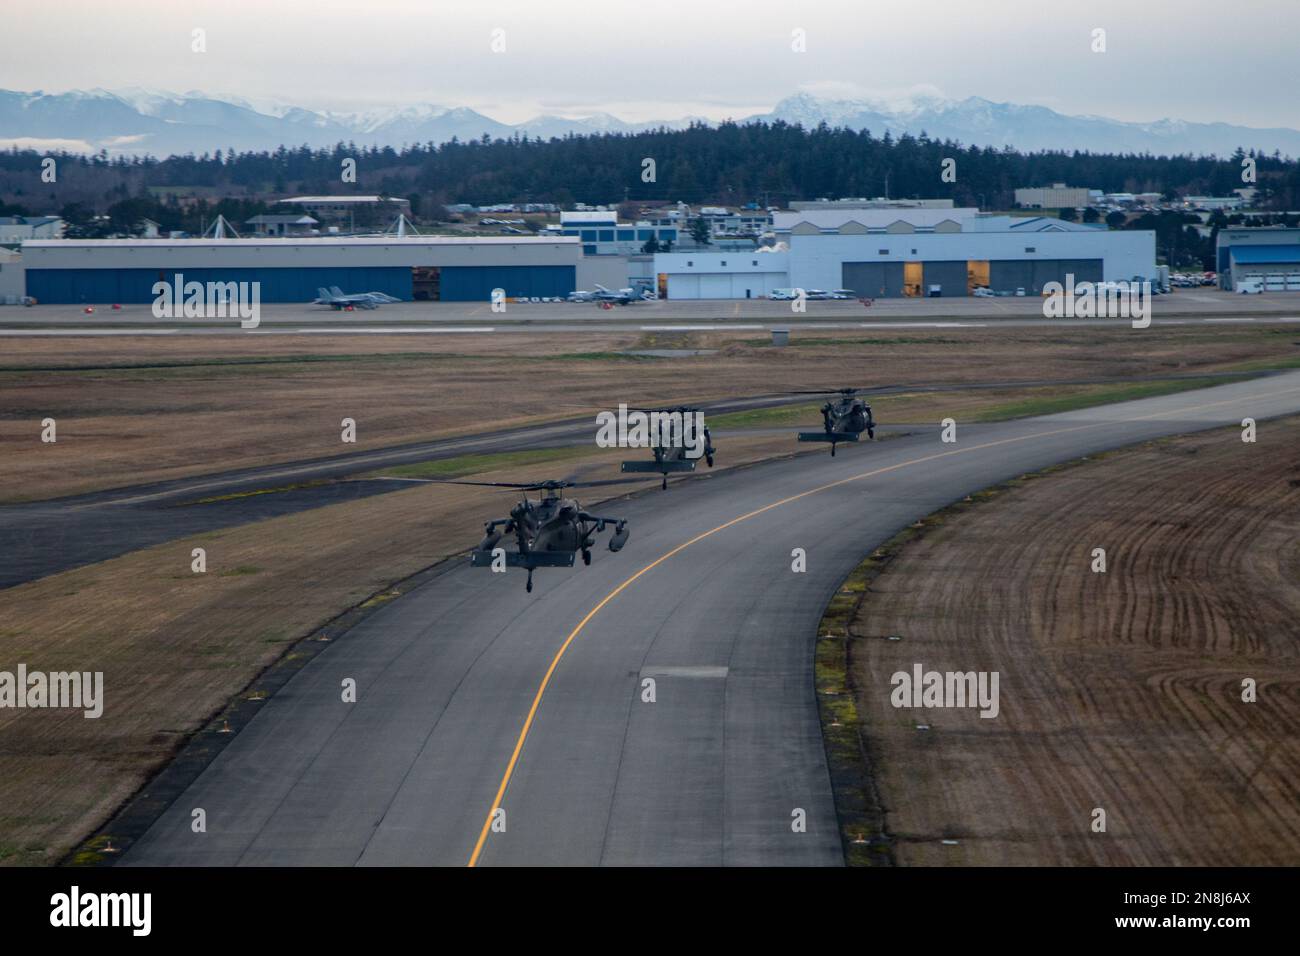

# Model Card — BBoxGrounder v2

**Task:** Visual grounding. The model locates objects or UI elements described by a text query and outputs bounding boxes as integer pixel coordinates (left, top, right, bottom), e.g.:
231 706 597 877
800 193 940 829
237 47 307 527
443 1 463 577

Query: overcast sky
3 0 1297 128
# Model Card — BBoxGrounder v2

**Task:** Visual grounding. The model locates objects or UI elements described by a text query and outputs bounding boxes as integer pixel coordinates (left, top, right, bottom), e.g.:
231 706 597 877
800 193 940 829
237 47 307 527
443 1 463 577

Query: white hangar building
654 214 1156 299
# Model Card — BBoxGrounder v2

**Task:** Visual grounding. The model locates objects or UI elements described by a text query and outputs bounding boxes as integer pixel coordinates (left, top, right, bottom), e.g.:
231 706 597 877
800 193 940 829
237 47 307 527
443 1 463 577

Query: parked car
829 289 858 299
767 288 797 300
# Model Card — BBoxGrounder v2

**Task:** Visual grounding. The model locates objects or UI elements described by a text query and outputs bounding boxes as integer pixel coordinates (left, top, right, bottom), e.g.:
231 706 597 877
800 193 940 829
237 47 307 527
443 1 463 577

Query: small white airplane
313 286 401 309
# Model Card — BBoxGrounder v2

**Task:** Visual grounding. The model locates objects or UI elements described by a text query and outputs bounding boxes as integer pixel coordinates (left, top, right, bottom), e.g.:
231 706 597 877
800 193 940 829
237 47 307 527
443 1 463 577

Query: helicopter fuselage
515 496 592 553
823 399 874 436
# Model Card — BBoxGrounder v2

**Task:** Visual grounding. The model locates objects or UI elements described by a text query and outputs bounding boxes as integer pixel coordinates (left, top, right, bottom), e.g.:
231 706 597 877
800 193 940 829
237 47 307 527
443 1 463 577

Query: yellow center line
465 381 1300 866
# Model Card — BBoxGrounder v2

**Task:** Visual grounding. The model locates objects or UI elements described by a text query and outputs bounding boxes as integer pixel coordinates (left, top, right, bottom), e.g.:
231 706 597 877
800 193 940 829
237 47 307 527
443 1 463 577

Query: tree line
1 120 1296 216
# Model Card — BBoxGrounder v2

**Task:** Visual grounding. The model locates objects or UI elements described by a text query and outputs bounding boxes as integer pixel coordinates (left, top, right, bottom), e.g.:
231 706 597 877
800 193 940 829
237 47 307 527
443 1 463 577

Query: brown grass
0 432 810 865
1 323 1296 501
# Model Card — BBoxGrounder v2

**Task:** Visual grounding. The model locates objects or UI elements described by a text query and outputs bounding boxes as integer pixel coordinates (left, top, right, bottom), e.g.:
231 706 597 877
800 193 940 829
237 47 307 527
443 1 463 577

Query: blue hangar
20 235 608 304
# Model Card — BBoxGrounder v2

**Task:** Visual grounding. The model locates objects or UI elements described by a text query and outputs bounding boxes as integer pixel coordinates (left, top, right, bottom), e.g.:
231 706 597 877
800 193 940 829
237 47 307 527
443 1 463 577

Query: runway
119 371 1300 866
2 293 1299 336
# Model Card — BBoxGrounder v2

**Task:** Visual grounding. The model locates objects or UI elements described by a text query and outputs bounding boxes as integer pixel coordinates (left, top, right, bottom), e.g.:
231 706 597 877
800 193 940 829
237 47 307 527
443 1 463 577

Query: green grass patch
968 376 1249 422
366 445 594 480
187 480 329 504
741 336 964 348
219 566 262 577
1218 354 1300 373
709 402 824 429
536 351 659 362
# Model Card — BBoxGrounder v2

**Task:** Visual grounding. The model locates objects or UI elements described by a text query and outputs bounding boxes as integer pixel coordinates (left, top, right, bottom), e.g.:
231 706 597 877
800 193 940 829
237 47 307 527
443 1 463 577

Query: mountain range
2 87 1297 159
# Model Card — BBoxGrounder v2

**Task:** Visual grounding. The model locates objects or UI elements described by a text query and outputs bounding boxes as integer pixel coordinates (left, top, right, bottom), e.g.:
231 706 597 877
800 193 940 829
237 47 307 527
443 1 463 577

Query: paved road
2 293 1298 335
121 371 1300 866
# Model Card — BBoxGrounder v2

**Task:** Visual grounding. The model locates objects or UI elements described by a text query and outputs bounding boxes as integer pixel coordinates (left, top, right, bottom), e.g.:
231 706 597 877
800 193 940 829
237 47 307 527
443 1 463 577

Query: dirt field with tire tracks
846 417 1300 865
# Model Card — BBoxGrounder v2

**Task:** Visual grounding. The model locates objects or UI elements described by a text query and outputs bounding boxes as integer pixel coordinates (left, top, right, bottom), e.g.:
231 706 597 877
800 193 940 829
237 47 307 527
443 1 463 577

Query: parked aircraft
313 287 401 309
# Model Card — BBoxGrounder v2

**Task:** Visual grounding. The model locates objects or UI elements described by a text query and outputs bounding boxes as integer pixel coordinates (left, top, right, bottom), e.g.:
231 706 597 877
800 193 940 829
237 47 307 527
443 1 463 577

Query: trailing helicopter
618 405 716 490
793 387 881 456
438 477 637 592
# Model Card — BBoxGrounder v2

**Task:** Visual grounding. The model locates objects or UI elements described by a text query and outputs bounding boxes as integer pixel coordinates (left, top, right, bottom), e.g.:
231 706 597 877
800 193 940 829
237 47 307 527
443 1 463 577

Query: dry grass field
1 323 1297 501
1 324 1298 864
844 418 1300 865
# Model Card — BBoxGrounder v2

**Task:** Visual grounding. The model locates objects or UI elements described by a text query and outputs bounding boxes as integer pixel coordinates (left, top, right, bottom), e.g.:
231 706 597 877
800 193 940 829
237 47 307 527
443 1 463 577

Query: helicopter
618 405 716 490
793 387 880 456
439 477 636 592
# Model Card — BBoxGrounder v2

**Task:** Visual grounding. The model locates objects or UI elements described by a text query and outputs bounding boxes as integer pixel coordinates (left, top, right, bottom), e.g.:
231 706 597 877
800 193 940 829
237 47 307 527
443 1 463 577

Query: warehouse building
1014 184 1096 209
542 210 679 256
652 250 789 299
0 216 65 244
1215 227 1300 290
655 215 1155 299
0 248 24 303
19 235 623 303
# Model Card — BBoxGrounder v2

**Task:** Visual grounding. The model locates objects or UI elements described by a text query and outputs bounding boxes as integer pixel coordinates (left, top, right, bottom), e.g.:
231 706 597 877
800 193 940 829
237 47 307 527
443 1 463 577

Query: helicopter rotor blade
428 479 552 489
429 475 656 491
782 385 899 395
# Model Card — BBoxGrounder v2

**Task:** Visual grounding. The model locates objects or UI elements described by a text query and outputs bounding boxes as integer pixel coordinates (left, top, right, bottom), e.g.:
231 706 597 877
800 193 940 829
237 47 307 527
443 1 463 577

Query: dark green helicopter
793 387 882 456
439 477 638 592
618 405 716 490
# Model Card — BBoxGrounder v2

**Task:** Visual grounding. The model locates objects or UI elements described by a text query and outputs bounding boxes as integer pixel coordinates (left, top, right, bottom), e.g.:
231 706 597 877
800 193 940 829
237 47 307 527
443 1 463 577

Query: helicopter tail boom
797 431 860 443
620 460 696 474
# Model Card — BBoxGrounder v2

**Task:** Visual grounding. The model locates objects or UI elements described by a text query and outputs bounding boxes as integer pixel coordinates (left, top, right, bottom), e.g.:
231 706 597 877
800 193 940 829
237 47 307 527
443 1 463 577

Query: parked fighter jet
313 286 401 309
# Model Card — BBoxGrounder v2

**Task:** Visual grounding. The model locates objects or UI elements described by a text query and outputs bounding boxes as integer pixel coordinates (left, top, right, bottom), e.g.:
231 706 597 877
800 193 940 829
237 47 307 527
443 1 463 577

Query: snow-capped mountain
1 87 1296 158
759 92 1300 157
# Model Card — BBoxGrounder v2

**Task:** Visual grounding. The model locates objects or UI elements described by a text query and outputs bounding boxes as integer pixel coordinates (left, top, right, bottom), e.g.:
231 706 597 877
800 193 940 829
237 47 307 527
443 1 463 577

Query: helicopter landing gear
582 548 591 566
526 569 534 593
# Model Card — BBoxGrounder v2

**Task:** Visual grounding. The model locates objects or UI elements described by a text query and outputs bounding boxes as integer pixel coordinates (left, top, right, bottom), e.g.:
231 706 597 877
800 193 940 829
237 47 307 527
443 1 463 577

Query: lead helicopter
437 476 639 592
792 387 885 456
618 405 716 490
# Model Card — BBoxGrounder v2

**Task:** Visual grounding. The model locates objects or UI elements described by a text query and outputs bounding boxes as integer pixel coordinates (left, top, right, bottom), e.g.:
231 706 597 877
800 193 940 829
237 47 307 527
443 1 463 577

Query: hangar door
989 259 1102 295
438 265 575 301
842 261 904 298
919 261 967 296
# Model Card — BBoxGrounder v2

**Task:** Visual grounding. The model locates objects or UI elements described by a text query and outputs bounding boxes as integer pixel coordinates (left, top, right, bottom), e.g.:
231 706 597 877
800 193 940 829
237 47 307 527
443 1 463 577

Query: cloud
0 137 97 152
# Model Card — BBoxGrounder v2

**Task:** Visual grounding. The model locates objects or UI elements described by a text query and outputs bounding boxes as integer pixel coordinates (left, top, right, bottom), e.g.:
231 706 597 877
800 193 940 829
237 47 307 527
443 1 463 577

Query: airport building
1014 184 1096 209
0 215 65 244
0 248 24 303
652 250 790 299
543 210 679 256
275 195 410 228
788 198 955 211
655 215 1156 298
18 235 625 304
1215 227 1300 290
